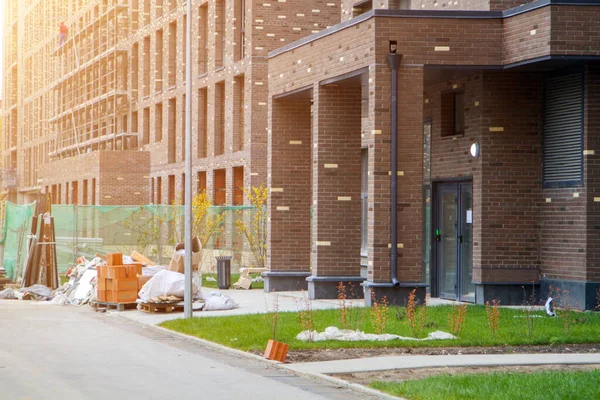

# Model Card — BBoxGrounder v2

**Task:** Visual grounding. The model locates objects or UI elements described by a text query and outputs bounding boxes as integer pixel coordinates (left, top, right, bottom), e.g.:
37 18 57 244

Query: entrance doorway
434 181 474 302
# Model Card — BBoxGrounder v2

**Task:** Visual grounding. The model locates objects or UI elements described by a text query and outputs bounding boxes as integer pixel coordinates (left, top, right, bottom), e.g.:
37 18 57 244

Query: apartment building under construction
2 0 339 206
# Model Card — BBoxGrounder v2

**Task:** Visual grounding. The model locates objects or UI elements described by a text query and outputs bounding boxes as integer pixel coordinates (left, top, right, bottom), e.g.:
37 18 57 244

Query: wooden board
95 301 138 312
139 302 184 314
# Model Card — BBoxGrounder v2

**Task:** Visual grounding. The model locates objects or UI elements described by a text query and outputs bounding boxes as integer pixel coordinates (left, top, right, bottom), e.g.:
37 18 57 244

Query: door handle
458 235 463 244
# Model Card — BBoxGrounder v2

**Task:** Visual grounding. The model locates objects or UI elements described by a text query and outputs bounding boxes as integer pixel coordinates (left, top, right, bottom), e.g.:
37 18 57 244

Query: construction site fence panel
1 201 37 281
51 204 258 274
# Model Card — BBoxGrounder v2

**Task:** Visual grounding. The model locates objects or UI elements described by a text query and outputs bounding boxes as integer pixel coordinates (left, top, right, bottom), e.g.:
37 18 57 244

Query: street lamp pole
184 0 193 318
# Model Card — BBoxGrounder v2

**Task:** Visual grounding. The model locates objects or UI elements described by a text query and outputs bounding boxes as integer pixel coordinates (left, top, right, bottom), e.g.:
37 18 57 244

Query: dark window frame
441 89 465 138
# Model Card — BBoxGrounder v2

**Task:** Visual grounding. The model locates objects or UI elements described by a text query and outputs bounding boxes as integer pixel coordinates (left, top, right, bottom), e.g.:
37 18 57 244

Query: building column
364 65 426 306
265 93 313 291
308 83 363 299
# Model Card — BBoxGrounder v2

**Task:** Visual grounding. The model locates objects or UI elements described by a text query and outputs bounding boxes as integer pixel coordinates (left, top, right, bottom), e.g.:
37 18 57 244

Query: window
214 81 225 156
168 98 176 163
197 171 207 194
198 88 208 157
142 107 150 145
215 0 225 68
168 175 176 205
155 29 163 92
168 22 177 87
214 169 226 205
233 75 245 152
441 90 465 137
233 166 244 205
353 0 372 18
156 176 162 204
198 4 208 74
543 71 584 187
155 102 163 142
360 149 368 255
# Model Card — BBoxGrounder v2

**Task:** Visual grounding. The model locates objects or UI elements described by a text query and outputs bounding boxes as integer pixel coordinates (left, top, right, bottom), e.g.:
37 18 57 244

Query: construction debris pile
0 248 239 315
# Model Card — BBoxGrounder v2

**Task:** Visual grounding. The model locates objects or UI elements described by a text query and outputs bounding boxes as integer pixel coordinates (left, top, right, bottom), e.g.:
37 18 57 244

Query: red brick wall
268 96 313 272
99 151 151 205
585 63 600 282
550 6 600 56
479 72 542 283
312 84 362 277
503 7 551 65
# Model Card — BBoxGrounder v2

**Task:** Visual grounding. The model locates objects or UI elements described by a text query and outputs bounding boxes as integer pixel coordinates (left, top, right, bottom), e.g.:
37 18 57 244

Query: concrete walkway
121 289 365 325
285 353 600 375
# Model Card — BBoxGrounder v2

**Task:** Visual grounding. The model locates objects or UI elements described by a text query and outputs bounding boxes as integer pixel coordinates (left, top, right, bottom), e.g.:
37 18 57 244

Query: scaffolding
50 0 133 160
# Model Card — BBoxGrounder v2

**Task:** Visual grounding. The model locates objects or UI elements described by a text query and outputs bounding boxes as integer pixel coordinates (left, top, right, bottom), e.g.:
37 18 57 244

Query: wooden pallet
139 302 184 314
95 301 138 312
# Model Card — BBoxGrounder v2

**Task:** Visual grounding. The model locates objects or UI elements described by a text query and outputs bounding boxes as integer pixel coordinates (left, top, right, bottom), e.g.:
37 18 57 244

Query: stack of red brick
97 253 142 304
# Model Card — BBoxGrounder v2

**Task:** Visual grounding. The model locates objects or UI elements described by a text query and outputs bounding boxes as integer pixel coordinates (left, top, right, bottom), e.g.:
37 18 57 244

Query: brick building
2 0 339 206
4 0 600 309
266 0 600 310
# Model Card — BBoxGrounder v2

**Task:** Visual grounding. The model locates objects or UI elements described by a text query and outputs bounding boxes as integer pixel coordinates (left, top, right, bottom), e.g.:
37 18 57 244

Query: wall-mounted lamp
470 142 480 158
389 40 398 54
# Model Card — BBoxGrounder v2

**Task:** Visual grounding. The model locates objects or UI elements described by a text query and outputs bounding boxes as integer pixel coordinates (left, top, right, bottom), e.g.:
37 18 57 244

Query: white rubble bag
296 326 456 342
203 291 239 311
138 269 198 302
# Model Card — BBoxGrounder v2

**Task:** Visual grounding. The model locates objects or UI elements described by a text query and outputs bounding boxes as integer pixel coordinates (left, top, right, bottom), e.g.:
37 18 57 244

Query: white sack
73 269 97 301
203 291 239 311
296 326 456 342
142 265 166 276
138 269 197 302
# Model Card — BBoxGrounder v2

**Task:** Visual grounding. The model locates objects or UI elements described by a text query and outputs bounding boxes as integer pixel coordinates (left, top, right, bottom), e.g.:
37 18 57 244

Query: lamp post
184 1 193 318
386 41 401 286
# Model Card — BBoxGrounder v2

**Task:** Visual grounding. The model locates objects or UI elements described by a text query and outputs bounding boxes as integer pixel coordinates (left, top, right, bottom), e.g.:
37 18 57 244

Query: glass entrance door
435 182 474 302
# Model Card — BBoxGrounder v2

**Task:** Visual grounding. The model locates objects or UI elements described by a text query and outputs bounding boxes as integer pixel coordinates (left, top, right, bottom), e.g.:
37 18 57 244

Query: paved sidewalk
119 289 365 325
286 353 600 375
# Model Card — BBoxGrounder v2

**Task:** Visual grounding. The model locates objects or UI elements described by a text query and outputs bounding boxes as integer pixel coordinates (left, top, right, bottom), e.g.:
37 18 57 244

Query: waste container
216 256 232 289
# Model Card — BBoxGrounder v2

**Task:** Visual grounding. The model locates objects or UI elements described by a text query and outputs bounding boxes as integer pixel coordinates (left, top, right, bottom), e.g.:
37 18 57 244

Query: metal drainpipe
387 49 402 286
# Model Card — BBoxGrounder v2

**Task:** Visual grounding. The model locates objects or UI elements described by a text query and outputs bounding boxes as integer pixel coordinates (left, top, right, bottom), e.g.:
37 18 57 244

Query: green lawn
370 370 600 400
201 273 264 290
160 305 600 352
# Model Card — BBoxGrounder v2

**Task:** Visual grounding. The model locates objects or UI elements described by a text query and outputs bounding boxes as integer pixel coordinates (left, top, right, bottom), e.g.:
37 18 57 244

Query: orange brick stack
97 253 142 304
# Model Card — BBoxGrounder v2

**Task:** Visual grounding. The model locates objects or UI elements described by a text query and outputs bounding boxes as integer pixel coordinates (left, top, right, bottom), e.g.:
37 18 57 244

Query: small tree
235 184 268 269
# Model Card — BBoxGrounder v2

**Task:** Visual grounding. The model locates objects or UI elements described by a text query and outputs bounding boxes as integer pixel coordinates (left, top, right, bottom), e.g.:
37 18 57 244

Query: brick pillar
265 95 313 291
308 84 363 299
364 65 426 306
584 63 600 309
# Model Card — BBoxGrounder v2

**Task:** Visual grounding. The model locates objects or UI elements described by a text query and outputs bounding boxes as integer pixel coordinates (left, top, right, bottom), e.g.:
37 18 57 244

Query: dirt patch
283 343 600 363
333 364 600 386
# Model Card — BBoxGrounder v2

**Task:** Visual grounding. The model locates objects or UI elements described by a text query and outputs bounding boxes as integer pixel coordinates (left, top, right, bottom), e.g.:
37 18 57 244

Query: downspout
387 43 402 286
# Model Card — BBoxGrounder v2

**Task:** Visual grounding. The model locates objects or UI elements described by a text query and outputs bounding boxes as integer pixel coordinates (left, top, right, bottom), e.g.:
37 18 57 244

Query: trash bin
216 256 232 290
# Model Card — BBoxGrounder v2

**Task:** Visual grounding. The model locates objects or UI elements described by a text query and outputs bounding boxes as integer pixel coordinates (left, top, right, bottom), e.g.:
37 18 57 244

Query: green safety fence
51 204 258 274
1 201 37 281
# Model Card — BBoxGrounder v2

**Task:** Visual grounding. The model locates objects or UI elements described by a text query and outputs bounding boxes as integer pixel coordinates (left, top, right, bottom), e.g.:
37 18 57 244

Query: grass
201 273 264 290
370 370 600 400
160 305 600 352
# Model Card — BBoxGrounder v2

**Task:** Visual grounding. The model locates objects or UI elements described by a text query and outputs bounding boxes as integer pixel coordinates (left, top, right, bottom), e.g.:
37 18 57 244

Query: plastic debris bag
138 269 197 302
0 288 17 299
203 291 239 311
18 284 54 300
296 326 456 342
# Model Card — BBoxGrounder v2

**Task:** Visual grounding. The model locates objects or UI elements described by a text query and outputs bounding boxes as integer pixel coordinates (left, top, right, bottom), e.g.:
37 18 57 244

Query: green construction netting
51 205 258 274
1 201 37 281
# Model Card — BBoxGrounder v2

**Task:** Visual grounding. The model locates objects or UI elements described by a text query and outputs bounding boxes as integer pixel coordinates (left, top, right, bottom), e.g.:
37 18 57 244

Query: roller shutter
543 72 583 187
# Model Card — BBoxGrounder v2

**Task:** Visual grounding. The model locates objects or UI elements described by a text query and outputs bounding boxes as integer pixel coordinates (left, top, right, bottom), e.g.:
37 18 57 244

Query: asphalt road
0 301 377 400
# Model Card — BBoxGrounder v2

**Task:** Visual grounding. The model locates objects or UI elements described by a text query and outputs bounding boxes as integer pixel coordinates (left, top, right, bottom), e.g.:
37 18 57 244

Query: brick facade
268 0 600 307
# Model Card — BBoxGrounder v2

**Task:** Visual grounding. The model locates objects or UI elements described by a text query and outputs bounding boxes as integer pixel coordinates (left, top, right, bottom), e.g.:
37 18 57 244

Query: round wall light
470 142 480 158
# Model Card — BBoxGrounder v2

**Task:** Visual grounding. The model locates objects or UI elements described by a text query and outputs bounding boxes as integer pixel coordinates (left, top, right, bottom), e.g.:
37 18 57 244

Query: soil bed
278 343 600 363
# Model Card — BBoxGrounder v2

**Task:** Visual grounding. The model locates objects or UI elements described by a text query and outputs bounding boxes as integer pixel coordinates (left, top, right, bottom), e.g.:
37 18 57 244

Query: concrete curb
108 312 398 400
